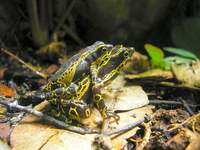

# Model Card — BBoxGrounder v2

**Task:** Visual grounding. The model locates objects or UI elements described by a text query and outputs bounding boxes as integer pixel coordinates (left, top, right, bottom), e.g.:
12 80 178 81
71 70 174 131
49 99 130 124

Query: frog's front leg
90 52 114 85
93 93 120 123
90 63 102 85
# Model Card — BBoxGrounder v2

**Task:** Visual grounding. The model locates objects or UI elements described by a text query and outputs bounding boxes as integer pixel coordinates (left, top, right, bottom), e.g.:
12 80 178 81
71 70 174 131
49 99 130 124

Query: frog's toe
106 112 120 124
64 118 73 124
92 83 103 93
92 76 102 84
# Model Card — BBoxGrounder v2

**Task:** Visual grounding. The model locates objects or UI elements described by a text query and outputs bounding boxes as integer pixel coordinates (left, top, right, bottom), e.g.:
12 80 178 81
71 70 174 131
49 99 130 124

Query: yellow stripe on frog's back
70 75 91 101
56 47 98 85
43 51 93 92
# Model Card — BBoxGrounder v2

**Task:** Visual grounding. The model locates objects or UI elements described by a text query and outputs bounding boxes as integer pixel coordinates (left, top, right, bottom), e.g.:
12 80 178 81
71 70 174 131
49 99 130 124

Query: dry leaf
0 123 12 143
125 51 149 73
0 139 11 150
0 68 7 79
10 101 153 150
102 75 149 111
0 84 16 97
125 69 173 80
41 64 59 76
165 128 200 150
172 61 200 87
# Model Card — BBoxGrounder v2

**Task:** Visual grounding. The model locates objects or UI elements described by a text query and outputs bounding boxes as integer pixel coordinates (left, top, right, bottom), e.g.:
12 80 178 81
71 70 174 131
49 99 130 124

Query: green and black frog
34 42 134 122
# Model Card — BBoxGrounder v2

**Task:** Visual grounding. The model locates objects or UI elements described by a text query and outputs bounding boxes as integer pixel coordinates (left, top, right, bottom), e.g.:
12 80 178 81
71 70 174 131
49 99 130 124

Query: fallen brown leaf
172 61 200 87
0 123 12 143
10 101 153 150
0 68 7 79
0 84 16 97
125 69 173 81
165 128 200 150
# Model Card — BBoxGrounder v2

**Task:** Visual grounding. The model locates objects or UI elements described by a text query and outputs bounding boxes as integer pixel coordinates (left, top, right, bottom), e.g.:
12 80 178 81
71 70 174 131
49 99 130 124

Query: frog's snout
106 44 113 48
129 47 135 51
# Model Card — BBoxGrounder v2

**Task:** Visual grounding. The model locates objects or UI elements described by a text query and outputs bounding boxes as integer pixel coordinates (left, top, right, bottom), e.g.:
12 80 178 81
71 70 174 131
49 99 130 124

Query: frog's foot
51 108 61 118
92 83 104 94
101 111 120 133
105 111 120 124
64 117 73 124
92 76 102 84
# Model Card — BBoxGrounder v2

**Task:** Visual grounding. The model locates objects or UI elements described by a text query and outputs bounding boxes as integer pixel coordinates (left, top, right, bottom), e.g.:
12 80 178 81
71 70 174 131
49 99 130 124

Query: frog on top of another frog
43 43 134 122
42 41 114 93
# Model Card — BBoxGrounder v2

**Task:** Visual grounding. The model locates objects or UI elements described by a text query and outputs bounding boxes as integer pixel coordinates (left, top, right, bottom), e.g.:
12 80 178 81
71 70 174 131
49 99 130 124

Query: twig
167 112 200 133
180 99 194 115
136 123 151 150
54 0 85 45
55 0 77 32
61 25 85 45
1 48 48 79
106 117 146 136
160 81 200 90
0 97 99 134
149 100 199 108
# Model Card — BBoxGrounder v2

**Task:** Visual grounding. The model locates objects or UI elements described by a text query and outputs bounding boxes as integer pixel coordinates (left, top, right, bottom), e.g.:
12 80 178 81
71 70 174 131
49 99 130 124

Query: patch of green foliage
144 44 199 70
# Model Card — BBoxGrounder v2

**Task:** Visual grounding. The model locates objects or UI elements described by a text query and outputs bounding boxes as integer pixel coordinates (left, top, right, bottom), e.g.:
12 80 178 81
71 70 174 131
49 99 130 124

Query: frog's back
49 41 104 82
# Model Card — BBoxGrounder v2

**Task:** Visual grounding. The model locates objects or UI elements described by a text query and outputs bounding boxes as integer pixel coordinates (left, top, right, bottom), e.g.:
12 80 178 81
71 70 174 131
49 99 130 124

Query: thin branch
167 112 200 133
1 48 48 79
180 99 194 115
136 123 151 150
107 117 146 137
149 100 199 108
0 97 99 134
54 0 85 45
55 0 77 32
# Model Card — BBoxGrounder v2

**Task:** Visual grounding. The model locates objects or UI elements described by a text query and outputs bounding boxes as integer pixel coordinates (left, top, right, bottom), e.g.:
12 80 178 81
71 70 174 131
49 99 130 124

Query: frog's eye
124 51 129 57
101 47 108 52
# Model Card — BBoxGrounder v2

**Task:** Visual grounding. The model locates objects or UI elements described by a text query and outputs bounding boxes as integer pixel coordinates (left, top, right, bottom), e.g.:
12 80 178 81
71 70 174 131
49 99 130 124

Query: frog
32 41 115 103
44 45 134 122
42 41 114 93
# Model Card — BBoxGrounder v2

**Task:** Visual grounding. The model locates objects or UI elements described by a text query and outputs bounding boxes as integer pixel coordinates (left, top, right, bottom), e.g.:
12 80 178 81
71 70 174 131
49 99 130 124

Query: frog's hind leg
59 100 91 122
49 98 63 118
44 82 78 100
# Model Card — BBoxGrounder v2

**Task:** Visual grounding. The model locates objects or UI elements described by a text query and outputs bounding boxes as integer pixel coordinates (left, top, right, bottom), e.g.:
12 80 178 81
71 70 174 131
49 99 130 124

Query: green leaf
163 56 194 70
164 56 194 65
162 60 172 70
144 43 164 65
163 47 198 60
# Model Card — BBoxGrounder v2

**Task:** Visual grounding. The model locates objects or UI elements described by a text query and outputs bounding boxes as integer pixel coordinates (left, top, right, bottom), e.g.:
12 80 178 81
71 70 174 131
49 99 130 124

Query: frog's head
91 41 116 69
92 41 113 59
94 43 134 70
102 45 134 72
98 45 134 84
113 45 134 57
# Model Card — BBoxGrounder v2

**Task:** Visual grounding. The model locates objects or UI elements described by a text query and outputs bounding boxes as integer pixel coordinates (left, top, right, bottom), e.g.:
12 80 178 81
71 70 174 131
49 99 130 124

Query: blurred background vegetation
0 0 199 59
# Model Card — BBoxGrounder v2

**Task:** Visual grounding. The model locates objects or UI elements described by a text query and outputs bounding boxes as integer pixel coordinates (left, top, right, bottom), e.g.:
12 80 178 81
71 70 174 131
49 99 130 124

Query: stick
0 97 99 134
149 100 199 108
1 48 48 79
107 117 146 136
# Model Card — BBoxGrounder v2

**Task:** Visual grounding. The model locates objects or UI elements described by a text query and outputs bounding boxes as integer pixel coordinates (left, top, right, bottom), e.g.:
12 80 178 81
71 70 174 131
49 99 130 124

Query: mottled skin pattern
46 45 134 121
35 42 134 122
43 41 113 92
